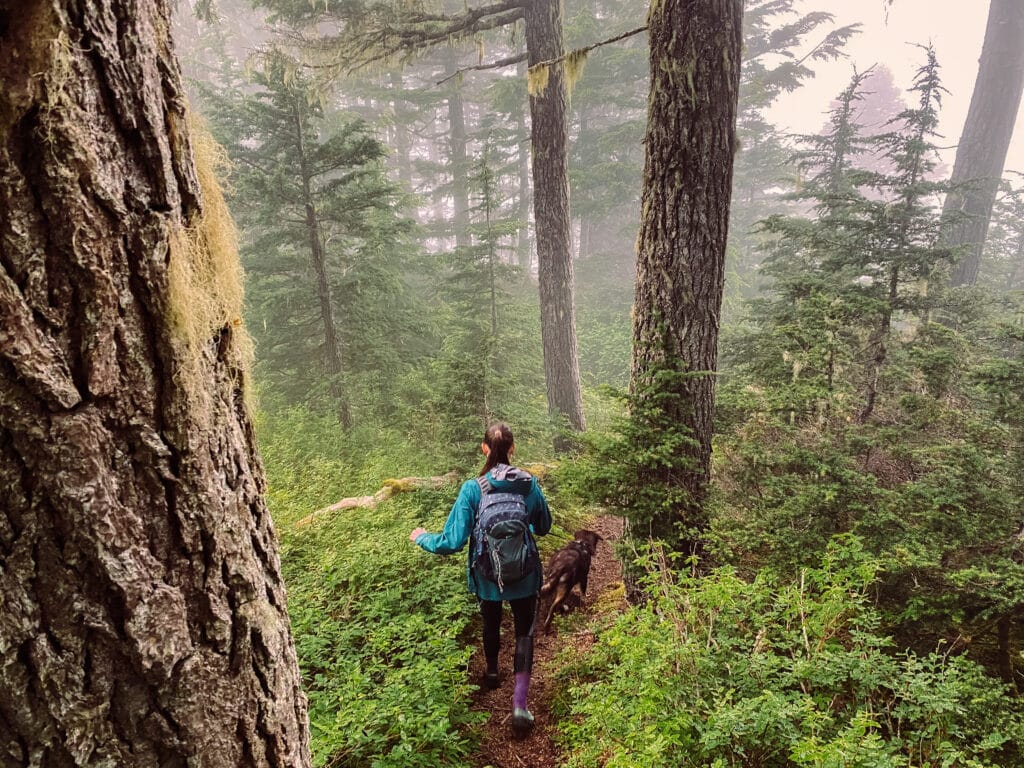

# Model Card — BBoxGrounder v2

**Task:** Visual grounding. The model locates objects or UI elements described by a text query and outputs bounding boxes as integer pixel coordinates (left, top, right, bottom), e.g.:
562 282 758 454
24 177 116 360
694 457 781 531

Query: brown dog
539 529 602 631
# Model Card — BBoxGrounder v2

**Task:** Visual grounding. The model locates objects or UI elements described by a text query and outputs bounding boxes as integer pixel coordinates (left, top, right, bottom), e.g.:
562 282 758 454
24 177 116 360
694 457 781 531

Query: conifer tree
629 0 743 559
255 0 588 440
980 178 1024 293
204 61 415 425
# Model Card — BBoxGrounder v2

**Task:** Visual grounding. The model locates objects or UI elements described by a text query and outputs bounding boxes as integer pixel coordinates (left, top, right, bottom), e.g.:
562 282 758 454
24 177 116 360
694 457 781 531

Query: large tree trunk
524 0 586 439
630 0 743 550
943 0 1024 287
0 1 311 764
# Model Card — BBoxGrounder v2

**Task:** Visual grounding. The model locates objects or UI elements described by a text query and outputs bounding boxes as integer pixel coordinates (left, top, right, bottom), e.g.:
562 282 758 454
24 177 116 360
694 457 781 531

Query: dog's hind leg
543 581 570 632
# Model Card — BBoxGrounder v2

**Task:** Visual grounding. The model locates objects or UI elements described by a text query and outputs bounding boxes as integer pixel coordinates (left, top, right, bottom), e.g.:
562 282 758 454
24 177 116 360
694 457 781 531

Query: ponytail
481 422 515 476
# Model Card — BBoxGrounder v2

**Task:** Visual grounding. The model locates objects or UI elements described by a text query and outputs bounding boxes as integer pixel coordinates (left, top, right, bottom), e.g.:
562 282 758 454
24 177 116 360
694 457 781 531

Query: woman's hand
410 527 428 543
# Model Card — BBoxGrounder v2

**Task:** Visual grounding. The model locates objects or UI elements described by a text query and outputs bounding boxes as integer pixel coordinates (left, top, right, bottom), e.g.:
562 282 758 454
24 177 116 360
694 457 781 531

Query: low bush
280 490 485 767
553 536 1024 768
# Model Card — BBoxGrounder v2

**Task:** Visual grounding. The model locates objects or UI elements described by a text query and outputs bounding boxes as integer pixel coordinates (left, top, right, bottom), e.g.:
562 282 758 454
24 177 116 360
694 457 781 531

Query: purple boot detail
513 671 530 711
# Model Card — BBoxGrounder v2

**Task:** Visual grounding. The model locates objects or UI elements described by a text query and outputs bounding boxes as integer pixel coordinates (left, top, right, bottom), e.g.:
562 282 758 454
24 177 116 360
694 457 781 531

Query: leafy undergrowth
552 536 1024 768
277 484 590 767
280 489 484 767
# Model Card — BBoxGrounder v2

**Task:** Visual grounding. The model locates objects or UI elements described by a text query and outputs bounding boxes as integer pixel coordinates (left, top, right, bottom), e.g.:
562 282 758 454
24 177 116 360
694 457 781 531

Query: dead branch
528 25 648 73
435 52 529 85
293 471 461 528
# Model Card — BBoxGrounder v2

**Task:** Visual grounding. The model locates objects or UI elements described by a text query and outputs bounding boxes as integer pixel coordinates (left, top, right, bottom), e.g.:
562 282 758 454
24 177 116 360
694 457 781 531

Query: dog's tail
540 571 571 596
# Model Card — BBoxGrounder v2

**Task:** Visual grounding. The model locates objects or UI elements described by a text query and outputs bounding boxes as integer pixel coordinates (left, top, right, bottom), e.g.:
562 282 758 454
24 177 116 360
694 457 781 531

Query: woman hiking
410 422 551 732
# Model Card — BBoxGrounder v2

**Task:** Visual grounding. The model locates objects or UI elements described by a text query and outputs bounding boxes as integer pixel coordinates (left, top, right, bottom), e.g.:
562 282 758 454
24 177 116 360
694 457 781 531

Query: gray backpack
471 475 539 592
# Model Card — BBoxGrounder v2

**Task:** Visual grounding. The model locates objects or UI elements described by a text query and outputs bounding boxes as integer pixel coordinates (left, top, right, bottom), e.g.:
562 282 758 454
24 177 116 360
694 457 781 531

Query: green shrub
553 537 1024 768
280 491 485 767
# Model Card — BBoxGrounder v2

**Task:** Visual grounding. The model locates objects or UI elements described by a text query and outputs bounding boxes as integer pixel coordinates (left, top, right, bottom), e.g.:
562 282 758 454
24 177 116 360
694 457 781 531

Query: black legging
480 595 537 674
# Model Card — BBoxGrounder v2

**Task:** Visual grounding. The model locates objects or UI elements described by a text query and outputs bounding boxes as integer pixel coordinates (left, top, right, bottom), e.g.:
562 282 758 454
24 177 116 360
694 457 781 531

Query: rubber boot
511 635 534 731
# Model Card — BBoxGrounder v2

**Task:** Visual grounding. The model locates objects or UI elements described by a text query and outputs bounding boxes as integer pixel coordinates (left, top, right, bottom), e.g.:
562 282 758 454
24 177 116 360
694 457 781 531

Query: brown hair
481 422 515 475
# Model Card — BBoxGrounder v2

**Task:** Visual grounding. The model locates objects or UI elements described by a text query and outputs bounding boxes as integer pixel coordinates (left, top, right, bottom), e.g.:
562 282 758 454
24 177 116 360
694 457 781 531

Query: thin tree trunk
0 1 310 763
944 0 1024 287
516 56 533 270
293 101 351 429
524 0 586 440
576 108 591 261
390 69 414 188
630 0 743 550
446 52 471 251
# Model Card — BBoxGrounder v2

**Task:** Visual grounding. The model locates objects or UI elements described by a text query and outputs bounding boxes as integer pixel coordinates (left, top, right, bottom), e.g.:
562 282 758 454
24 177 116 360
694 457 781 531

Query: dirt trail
468 515 625 768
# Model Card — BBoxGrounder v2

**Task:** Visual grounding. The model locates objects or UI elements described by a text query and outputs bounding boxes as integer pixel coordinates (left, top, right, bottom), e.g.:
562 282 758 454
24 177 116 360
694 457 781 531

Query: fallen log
291 463 559 529
292 471 461 529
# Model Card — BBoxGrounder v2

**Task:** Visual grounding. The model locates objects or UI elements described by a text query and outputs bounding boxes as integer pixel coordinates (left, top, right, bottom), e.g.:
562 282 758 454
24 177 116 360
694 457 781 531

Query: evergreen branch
435 52 529 85
793 25 860 68
528 26 647 72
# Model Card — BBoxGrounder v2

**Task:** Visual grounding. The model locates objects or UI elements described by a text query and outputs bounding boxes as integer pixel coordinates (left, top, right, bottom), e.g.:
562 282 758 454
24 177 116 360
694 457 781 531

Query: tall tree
0 1 310 762
203 61 411 427
258 0 588 437
629 0 743 554
942 0 1024 287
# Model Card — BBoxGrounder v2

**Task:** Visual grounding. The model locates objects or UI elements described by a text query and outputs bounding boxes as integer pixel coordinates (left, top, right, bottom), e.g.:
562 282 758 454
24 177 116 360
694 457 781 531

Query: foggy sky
769 0 1024 175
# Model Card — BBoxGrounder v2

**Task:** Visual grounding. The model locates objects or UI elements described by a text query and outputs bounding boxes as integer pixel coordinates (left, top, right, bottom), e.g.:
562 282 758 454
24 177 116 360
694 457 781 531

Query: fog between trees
2 0 1024 763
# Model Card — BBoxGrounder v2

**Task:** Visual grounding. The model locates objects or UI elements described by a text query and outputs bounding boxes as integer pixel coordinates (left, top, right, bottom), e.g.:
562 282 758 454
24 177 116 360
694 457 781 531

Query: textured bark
0 1 310 765
943 0 1024 287
525 0 586 438
630 0 743 544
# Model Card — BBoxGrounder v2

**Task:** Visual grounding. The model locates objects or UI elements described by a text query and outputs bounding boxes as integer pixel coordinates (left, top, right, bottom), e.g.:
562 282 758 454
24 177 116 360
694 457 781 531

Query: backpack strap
477 475 493 496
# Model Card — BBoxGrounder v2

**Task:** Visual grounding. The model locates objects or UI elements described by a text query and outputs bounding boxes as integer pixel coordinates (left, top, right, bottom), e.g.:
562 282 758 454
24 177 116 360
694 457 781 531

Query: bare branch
528 25 647 72
435 52 529 85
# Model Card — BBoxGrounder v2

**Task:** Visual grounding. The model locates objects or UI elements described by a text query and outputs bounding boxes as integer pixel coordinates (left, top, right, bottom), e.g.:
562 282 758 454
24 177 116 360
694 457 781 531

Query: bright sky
769 0 1024 172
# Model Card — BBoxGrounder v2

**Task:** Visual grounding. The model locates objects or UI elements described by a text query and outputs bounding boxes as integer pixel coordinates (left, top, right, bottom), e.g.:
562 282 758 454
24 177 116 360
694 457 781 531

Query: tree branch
293 471 462 528
528 25 647 72
435 52 529 85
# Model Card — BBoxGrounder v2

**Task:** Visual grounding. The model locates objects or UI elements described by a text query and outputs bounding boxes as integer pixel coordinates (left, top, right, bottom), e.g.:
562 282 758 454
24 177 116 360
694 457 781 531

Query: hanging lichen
565 49 588 94
526 63 550 96
167 114 254 408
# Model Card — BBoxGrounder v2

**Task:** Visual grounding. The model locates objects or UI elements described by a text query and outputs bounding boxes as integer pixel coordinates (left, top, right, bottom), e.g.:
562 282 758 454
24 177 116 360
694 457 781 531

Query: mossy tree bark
943 0 1024 287
0 1 311 764
525 0 586 442
629 0 743 555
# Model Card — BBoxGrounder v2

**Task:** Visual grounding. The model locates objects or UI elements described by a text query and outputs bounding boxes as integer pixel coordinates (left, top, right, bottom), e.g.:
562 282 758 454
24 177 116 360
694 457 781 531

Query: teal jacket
415 464 552 601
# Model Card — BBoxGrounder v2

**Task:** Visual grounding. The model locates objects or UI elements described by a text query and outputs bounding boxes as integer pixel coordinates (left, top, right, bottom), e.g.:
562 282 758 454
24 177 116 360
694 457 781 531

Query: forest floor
468 515 626 768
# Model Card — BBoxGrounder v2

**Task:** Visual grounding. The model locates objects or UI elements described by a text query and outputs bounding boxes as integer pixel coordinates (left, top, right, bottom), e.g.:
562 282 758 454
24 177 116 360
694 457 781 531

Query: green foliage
561 357 705 556
553 538 1024 768
261 412 489 766
202 57 423 426
979 178 1024 293
421 141 553 466
281 490 484 767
